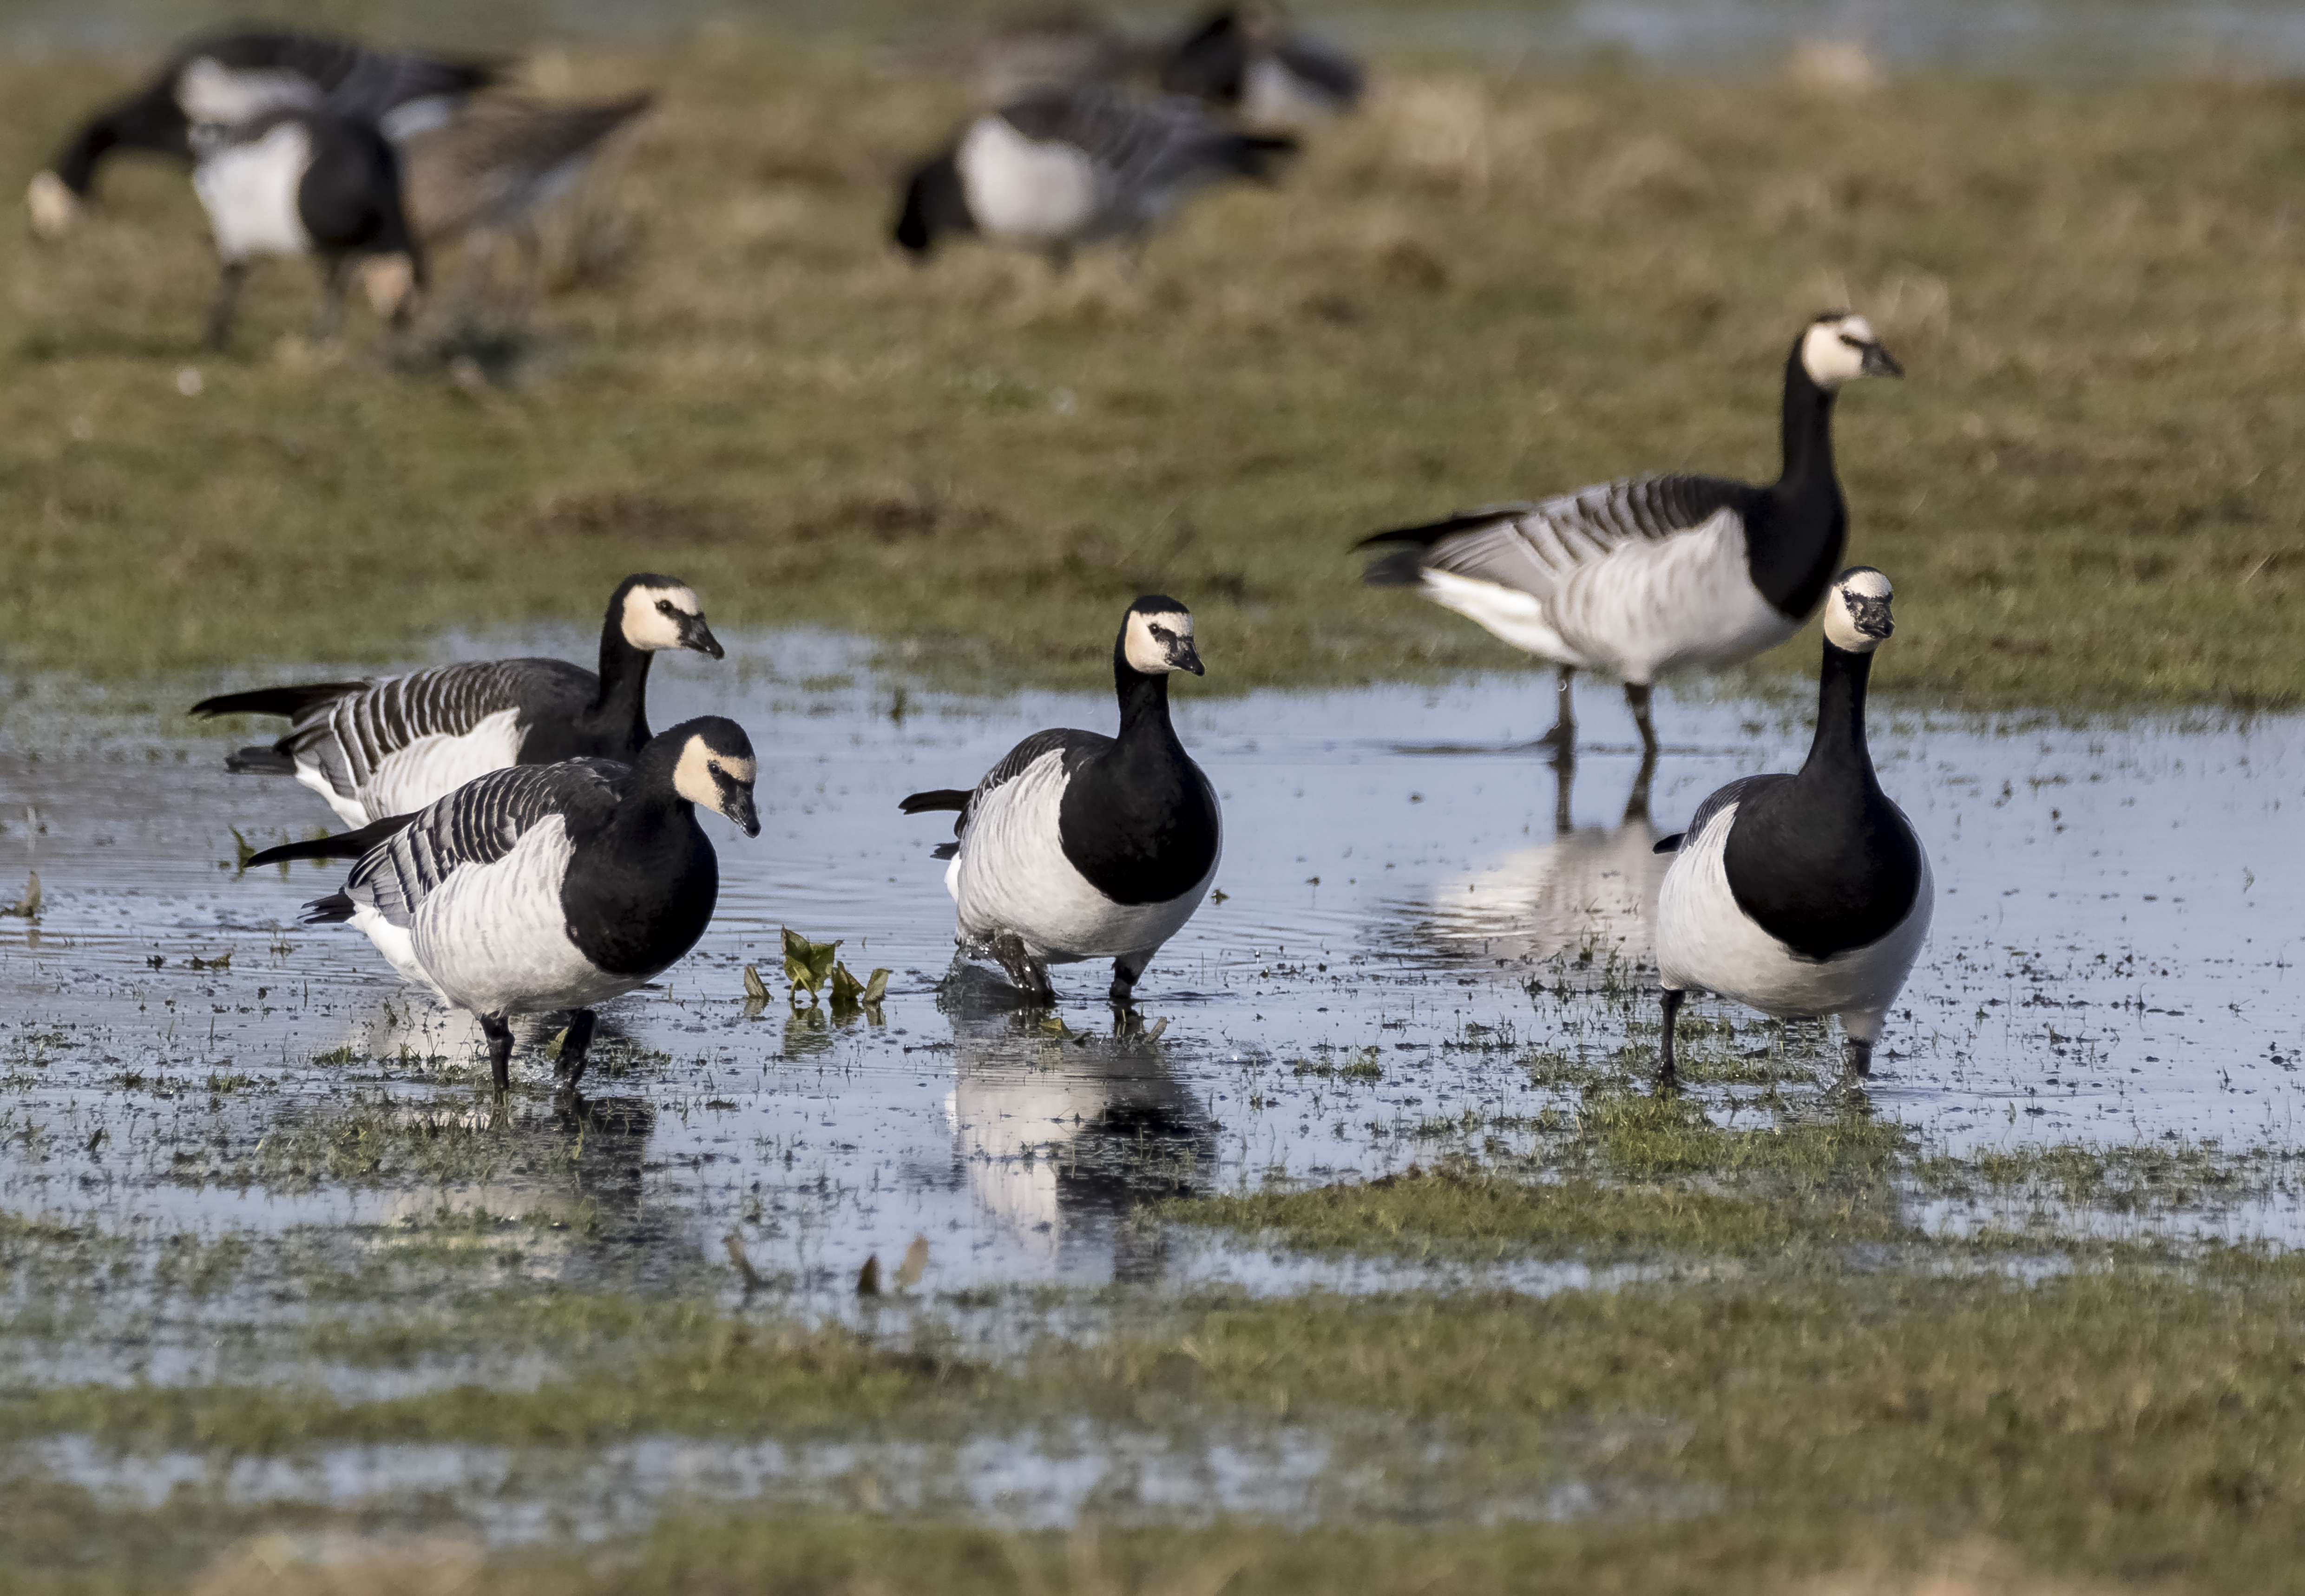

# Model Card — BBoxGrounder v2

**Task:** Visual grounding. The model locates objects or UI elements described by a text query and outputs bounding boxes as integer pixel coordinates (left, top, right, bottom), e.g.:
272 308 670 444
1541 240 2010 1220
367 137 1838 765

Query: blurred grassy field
5 30 2305 702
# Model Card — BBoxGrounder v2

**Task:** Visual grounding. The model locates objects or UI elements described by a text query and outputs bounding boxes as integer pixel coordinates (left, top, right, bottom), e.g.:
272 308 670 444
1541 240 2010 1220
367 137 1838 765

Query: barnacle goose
27 26 497 240
1159 6 1366 127
900 596 1221 1004
1649 568 1931 1086
190 574 723 829
1358 313 1903 757
249 718 760 1092
393 93 651 250
893 83 1296 262
190 106 426 347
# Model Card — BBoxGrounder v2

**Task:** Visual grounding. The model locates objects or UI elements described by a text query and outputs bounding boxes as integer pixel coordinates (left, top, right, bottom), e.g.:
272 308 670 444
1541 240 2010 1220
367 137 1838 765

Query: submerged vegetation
4 39 2305 702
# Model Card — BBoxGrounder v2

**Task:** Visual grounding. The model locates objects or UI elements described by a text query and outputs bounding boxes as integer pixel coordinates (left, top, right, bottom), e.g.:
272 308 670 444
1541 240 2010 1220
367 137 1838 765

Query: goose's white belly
192 120 315 261
1655 801 1933 1040
947 752 1219 963
958 116 1103 242
1550 510 1799 683
405 819 643 1015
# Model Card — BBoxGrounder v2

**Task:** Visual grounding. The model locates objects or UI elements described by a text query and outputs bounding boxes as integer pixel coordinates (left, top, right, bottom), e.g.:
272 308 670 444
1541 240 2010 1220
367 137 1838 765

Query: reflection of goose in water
1425 811 1670 968
941 971 1215 1278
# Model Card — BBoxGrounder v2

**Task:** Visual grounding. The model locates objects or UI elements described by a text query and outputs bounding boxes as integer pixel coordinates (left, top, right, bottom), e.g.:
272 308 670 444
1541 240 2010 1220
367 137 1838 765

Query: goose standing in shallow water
900 596 1221 1004
249 718 760 1092
26 26 497 239
1357 314 1903 758
1650 567 1931 1086
190 574 723 828
893 84 1296 262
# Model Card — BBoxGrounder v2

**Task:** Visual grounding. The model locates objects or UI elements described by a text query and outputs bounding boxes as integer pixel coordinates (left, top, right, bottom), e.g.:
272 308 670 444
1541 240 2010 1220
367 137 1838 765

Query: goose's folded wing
345 759 621 925
291 658 590 786
1656 773 1791 855
945 728 1112 837
998 85 1258 187
1362 473 1756 601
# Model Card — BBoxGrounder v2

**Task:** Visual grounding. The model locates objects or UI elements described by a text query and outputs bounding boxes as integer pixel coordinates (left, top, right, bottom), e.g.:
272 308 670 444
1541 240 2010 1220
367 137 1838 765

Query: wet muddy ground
6 627 2305 1538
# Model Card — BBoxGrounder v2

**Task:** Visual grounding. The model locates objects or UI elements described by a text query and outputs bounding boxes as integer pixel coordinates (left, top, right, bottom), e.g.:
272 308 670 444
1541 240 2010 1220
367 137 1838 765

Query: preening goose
249 717 761 1092
190 574 723 829
190 107 425 347
1649 567 1931 1085
1358 313 1903 757
27 26 497 240
1159 6 1366 127
900 595 1221 1004
893 83 1296 261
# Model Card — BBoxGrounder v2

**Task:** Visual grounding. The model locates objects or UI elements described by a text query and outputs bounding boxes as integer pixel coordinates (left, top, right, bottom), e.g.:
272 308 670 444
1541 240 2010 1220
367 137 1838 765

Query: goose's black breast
1721 782 1922 961
1056 746 1221 907
560 811 720 977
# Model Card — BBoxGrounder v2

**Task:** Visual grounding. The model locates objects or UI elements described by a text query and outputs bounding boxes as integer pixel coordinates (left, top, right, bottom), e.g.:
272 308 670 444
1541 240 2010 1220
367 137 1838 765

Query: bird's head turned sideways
668 717 761 837
615 574 723 659
893 152 970 258
1799 311 1904 389
1121 595 1204 677
1824 566 1895 653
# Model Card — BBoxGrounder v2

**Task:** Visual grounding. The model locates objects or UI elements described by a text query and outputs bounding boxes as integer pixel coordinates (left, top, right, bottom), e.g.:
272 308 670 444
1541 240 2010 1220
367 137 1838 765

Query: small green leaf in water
782 927 840 1002
742 964 770 1002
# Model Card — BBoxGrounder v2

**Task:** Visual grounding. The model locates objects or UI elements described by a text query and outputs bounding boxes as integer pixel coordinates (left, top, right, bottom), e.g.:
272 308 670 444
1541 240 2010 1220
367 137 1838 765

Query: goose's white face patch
620 585 704 651
1800 314 1881 388
1824 567 1895 653
673 737 758 829
1123 610 1195 674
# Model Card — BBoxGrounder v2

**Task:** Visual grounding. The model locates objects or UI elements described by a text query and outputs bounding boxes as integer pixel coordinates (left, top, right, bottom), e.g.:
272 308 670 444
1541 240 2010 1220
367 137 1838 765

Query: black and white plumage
249 718 761 1092
1358 314 1904 756
190 574 723 829
900 596 1221 1004
190 106 426 347
1159 6 1366 127
394 93 651 247
893 84 1297 260
26 26 498 239
1649 568 1931 1085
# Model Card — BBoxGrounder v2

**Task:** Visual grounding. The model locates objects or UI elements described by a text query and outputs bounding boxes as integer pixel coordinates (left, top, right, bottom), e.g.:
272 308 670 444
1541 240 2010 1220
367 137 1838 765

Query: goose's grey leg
1110 952 1149 1006
1623 745 1658 827
1624 682 1658 758
1536 665 1576 749
205 260 249 351
1656 987 1685 1092
557 1009 598 1087
315 255 352 340
480 1011 515 1094
1845 1036 1873 1078
991 932 1054 1003
1551 744 1574 837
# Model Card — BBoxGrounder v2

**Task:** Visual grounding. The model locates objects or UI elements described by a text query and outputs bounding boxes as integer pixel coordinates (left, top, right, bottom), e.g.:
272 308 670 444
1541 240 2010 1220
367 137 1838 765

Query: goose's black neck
1112 643 1180 751
586 615 653 750
1051 642 1218 908
1795 641 1881 802
53 85 191 193
1745 337 1848 620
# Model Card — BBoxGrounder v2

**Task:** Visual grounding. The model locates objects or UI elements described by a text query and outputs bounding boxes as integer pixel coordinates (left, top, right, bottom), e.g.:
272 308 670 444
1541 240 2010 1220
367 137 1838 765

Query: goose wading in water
26 25 498 240
190 574 723 829
893 83 1296 264
1650 567 1931 1087
248 718 760 1092
1357 313 1903 759
900 596 1221 1004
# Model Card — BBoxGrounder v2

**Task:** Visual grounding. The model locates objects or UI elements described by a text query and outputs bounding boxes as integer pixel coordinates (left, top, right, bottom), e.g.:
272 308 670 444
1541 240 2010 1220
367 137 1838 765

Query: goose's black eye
1149 623 1174 644
1839 334 1866 350
657 599 677 615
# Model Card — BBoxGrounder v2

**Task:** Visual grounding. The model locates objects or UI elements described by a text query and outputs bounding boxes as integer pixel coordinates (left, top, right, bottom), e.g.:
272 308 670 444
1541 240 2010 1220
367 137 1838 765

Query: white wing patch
947 750 1218 963
192 120 315 262
1655 802 1934 1041
959 115 1103 241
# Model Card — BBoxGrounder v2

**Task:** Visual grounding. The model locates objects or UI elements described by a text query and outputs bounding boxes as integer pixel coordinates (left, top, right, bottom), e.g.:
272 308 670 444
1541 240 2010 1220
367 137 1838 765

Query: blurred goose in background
379 92 651 306
1160 5 1365 127
900 596 1221 1005
189 106 425 347
1650 568 1931 1086
1358 313 1903 759
27 25 498 239
968 10 1146 101
248 718 761 1093
190 574 723 827
893 83 1296 262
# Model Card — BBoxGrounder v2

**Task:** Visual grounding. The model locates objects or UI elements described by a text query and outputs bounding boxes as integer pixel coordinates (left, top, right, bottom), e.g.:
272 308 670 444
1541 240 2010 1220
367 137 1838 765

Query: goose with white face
619 582 724 658
1822 565 1894 652
672 731 761 837
1799 312 1903 389
1121 607 1204 676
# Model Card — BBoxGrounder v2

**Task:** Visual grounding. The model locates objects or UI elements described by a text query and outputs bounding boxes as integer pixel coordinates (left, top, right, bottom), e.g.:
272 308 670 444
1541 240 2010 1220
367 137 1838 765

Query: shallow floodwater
5 626 2303 1295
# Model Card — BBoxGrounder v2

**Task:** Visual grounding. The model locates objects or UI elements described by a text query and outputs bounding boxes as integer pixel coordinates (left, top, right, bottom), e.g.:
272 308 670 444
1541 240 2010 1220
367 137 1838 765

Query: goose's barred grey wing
292 659 589 797
1654 773 1790 855
329 759 620 927
1000 85 1291 189
1362 473 1754 598
192 30 499 119
901 728 1111 844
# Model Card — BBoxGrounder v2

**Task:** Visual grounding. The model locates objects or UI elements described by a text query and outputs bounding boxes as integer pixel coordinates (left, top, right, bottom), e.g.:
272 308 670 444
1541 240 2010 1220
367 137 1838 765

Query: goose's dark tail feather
190 682 367 720
1232 132 1299 181
900 789 971 815
932 842 959 860
302 891 358 925
224 746 298 774
1652 833 1685 854
1359 548 1429 588
247 813 416 869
